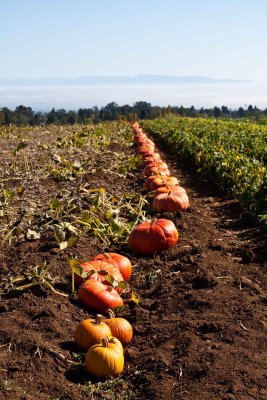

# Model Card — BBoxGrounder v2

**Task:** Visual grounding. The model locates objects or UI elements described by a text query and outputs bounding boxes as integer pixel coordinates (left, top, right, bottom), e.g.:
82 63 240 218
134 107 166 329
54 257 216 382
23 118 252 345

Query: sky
1 0 267 82
1 0 267 110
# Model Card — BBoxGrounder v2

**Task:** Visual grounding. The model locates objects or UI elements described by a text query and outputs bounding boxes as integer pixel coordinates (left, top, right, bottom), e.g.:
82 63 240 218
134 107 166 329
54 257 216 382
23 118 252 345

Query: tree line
0 102 266 126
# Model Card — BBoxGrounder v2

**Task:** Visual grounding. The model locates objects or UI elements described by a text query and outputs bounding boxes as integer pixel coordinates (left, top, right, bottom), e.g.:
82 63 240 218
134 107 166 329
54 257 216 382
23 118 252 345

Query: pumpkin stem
101 337 109 348
149 219 156 228
95 314 103 324
107 309 115 318
103 252 112 259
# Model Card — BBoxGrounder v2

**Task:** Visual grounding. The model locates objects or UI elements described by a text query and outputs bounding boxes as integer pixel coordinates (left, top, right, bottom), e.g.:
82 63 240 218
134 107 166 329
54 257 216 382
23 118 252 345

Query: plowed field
0 123 266 400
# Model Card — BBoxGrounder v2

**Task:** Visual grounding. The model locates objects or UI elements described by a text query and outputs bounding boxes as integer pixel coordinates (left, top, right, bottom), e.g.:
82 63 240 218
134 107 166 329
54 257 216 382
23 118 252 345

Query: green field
142 117 267 230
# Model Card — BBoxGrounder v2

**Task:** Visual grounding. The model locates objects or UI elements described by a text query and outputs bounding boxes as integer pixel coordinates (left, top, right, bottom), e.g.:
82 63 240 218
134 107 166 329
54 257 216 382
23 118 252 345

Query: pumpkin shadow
59 340 77 352
65 363 108 385
65 364 88 384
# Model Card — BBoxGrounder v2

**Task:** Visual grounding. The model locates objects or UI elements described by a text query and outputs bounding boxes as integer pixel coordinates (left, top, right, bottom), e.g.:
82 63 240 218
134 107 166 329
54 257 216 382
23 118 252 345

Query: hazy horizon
1 81 266 112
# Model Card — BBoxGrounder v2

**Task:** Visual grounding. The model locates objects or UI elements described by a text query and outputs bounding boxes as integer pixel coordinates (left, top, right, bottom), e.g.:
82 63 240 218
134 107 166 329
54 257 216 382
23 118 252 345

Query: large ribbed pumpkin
128 219 178 255
93 253 132 281
153 189 189 212
144 164 170 177
74 260 124 290
154 184 185 195
78 279 123 313
141 153 162 167
144 175 179 191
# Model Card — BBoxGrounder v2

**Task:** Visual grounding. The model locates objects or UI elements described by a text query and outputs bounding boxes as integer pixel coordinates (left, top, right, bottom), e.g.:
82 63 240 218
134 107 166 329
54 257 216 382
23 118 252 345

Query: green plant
145 271 158 289
83 377 137 399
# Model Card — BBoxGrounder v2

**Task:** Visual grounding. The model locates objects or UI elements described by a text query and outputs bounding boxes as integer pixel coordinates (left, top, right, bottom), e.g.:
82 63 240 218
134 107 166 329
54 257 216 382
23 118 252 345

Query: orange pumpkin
153 189 190 212
85 337 124 377
74 315 111 351
155 184 187 195
144 175 180 191
132 122 139 130
144 164 170 177
93 253 132 281
78 279 123 313
103 309 133 346
74 260 124 291
128 219 178 255
141 153 162 167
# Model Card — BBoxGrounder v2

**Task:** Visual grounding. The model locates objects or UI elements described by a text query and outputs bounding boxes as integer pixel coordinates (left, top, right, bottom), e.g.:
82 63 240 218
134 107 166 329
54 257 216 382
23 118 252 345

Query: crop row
142 117 267 230
72 120 194 379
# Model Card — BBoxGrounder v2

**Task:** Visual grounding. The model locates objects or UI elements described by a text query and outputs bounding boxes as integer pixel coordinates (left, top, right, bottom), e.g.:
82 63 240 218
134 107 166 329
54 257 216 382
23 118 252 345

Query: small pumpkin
128 219 178 255
85 337 124 377
74 315 112 351
78 279 123 313
93 253 132 281
103 309 133 346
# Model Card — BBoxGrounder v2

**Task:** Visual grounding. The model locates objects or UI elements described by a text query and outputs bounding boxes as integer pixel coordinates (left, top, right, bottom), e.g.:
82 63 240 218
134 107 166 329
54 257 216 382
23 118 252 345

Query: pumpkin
153 190 190 212
103 309 133 346
85 337 124 377
141 153 162 168
154 184 185 195
144 175 179 191
132 122 139 130
78 279 123 313
144 164 170 177
134 133 147 144
128 219 178 255
74 315 112 351
74 260 124 291
136 145 155 156
144 160 169 171
93 253 132 281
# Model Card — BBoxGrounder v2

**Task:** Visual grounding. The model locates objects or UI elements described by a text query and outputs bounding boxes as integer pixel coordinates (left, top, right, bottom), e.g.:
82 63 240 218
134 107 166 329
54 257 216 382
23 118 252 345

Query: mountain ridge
0 74 253 86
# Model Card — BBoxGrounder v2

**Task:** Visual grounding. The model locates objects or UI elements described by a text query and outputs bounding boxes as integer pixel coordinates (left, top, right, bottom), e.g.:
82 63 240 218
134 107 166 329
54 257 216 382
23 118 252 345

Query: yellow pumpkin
103 309 133 346
85 337 124 377
74 315 111 351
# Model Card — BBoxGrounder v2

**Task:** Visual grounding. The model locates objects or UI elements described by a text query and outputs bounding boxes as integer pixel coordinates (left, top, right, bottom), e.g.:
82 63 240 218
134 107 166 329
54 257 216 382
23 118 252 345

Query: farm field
142 117 267 231
0 121 267 400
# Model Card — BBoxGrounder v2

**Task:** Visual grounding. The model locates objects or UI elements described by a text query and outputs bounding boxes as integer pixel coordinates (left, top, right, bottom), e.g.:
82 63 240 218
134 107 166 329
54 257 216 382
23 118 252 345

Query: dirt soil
0 124 266 400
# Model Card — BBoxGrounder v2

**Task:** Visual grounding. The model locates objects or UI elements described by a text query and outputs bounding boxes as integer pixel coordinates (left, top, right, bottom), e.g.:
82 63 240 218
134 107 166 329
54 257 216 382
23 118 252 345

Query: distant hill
0 75 253 86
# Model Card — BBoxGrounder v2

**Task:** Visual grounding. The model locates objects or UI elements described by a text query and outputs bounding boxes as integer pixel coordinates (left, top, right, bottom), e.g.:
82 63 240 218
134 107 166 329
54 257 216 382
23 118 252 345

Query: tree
133 102 152 119
221 105 229 115
67 111 77 125
214 106 221 118
237 107 245 118
46 108 57 124
2 107 13 124
0 111 4 125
